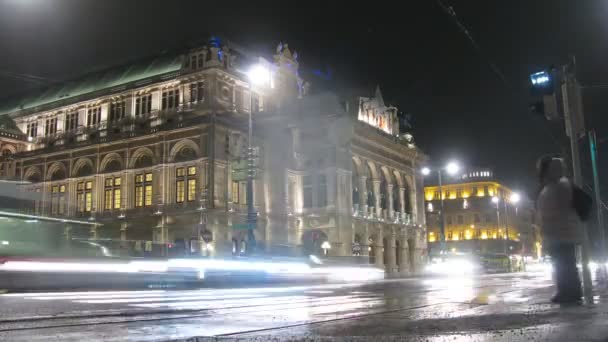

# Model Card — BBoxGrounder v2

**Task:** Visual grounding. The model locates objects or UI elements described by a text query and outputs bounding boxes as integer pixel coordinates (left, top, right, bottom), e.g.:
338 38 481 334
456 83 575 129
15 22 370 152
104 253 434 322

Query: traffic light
529 69 560 121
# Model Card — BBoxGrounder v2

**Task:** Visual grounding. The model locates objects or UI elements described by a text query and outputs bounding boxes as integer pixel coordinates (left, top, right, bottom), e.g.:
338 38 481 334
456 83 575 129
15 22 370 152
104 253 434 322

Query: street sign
233 223 255 230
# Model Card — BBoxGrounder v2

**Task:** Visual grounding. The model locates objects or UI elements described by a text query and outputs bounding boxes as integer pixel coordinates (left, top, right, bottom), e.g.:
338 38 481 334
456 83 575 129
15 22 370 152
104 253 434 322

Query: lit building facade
424 169 540 257
0 39 427 275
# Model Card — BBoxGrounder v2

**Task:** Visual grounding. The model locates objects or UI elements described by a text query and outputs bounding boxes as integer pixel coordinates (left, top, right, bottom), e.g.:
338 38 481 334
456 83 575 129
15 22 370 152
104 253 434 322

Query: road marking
76 293 268 304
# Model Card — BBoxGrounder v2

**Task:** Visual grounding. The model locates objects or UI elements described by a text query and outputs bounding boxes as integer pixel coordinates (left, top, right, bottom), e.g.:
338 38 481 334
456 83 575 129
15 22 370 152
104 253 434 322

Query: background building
424 169 540 258
0 38 427 275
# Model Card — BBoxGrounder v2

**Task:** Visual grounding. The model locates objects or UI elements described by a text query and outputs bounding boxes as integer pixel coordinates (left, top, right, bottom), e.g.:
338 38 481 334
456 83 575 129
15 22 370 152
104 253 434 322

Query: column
387 231 397 276
358 175 367 214
373 180 381 218
94 174 104 215
66 180 78 217
387 183 394 219
124 171 134 210
399 187 406 217
410 188 418 224
400 234 410 276
360 222 370 257
374 226 383 268
166 166 176 205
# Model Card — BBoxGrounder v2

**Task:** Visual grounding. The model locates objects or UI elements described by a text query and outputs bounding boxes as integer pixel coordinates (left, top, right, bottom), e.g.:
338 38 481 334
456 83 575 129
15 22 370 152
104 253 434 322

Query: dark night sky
1 0 608 198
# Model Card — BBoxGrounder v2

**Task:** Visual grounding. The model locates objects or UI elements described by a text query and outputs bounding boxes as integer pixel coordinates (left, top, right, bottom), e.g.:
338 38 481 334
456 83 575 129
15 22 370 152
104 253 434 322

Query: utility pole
246 89 257 254
589 130 607 265
437 170 446 255
561 57 593 300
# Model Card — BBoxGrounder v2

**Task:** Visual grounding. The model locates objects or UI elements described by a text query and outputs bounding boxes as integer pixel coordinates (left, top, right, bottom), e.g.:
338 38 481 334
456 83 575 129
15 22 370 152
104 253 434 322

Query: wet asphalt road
0 270 607 341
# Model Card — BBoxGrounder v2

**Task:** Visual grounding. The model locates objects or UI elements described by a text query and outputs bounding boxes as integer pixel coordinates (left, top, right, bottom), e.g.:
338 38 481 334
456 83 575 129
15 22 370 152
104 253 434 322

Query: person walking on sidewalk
536 156 584 303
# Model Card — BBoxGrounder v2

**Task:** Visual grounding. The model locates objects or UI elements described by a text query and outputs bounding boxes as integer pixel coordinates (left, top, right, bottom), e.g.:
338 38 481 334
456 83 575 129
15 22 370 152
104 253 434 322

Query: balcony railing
351 205 414 226
16 111 211 158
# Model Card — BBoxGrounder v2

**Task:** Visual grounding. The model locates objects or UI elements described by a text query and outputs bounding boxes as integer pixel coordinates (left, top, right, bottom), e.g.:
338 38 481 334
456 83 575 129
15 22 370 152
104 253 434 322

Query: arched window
392 176 400 213
395 240 401 266
49 168 66 181
352 161 359 206
383 238 388 266
379 170 387 210
104 159 122 173
174 146 197 163
73 159 94 178
369 237 375 264
404 179 412 214
366 164 375 208
134 154 154 169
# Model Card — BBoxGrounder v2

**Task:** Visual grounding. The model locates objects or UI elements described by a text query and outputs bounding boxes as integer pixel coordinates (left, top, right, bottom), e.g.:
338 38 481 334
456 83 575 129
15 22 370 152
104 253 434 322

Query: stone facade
0 39 427 275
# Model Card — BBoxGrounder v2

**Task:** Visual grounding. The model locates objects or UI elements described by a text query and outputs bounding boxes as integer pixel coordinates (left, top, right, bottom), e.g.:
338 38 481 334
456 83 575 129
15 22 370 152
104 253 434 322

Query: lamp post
245 62 271 254
422 161 460 256
509 192 521 270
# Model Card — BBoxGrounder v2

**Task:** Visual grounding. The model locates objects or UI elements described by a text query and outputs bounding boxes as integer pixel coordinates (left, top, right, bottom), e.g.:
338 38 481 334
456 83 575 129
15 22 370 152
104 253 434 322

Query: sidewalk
216 276 608 342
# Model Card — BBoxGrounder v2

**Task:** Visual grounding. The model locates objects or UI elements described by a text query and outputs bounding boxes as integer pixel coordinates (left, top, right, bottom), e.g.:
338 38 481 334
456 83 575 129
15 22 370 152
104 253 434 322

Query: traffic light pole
589 130 607 269
561 60 593 301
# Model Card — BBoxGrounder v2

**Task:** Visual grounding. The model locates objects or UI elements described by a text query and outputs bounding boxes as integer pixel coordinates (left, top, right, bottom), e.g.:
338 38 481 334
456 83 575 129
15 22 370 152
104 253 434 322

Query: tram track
0 282 541 335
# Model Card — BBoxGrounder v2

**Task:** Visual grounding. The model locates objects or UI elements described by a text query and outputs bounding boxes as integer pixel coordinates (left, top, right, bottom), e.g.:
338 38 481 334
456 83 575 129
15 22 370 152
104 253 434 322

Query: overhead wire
434 0 563 150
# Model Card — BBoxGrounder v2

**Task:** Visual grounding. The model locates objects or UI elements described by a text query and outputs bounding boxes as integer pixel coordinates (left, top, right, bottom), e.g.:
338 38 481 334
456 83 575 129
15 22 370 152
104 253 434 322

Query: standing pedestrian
536 156 583 303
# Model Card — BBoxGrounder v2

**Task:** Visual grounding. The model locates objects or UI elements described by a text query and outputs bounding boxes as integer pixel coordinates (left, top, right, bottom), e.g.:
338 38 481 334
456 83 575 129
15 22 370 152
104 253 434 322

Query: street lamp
321 241 331 256
508 191 521 270
244 62 271 255
510 192 521 205
421 160 461 255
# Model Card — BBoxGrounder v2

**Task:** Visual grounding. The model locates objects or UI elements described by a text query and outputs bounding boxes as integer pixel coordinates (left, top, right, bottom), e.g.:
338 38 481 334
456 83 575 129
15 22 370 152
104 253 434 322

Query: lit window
65 112 78 131
190 82 205 103
231 181 239 203
161 89 180 110
77 181 93 213
44 117 57 136
427 202 434 212
50 184 66 216
176 167 196 203
135 94 152 116
145 185 153 206
176 179 185 203
135 173 153 207
109 101 126 122
26 122 38 138
303 175 313 208
317 174 327 207
239 182 247 205
104 177 121 210
188 179 196 202
87 106 101 126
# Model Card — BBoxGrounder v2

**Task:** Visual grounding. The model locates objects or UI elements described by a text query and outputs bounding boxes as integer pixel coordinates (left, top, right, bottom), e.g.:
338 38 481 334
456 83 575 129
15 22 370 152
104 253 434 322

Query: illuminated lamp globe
445 161 460 175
